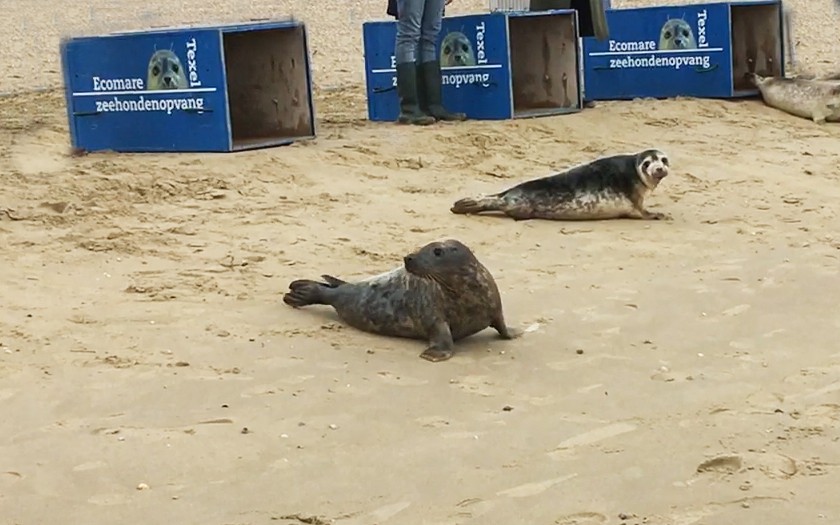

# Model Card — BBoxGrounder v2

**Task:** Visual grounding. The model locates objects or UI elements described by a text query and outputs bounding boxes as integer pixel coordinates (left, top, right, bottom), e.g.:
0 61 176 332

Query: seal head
635 149 670 191
440 32 477 67
146 49 189 90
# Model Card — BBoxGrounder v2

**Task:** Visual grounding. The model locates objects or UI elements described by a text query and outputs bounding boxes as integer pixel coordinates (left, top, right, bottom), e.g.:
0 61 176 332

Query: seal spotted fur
450 149 671 221
749 73 840 124
283 239 521 362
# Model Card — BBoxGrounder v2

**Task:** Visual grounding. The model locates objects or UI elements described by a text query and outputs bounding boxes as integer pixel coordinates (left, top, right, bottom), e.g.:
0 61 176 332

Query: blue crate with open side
363 9 582 121
581 0 785 101
60 18 316 153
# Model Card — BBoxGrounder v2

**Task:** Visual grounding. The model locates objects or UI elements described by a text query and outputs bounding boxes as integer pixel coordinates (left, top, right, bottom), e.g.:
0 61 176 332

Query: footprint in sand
72 460 108 472
696 455 743 474
554 511 608 524
721 304 751 317
695 452 797 479
553 422 638 451
1 471 22 487
368 501 412 521
496 473 578 498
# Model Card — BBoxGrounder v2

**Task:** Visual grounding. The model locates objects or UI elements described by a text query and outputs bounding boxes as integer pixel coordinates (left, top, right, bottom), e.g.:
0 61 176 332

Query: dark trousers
529 0 597 38
394 0 447 65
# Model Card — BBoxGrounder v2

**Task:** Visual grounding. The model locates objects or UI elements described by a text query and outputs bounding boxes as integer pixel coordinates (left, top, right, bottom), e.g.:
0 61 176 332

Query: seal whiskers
283 239 522 362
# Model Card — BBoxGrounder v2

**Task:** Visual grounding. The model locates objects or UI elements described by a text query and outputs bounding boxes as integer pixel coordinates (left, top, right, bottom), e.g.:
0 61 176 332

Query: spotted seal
748 73 840 124
450 149 671 221
440 32 477 67
658 19 697 50
146 49 188 90
282 239 521 362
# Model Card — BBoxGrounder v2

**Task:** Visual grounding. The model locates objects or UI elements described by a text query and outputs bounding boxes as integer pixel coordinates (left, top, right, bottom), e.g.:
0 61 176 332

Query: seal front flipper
420 321 455 362
283 278 340 308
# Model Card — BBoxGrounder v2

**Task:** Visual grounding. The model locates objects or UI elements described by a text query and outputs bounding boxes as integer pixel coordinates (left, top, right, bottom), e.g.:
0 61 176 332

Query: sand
2 0 840 524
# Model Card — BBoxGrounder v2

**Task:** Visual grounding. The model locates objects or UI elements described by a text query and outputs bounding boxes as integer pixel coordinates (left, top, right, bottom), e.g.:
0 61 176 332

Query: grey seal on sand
749 73 840 124
283 239 522 362
450 149 671 221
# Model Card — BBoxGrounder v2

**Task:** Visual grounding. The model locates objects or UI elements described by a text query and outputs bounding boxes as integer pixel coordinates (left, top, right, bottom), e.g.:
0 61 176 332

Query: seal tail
283 277 343 308
450 194 503 215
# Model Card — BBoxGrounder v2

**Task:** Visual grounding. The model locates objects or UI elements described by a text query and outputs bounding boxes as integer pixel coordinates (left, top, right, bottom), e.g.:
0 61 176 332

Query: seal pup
146 49 188 90
749 73 840 124
658 19 697 50
450 149 671 221
283 239 521 363
440 32 477 67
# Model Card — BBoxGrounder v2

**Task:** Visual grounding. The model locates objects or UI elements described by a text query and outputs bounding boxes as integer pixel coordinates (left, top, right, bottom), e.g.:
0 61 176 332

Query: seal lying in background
450 149 671 221
749 73 840 124
283 239 521 363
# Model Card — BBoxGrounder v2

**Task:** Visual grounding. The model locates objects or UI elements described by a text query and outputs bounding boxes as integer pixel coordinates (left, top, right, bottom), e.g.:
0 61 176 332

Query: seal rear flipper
283 279 335 308
450 195 502 215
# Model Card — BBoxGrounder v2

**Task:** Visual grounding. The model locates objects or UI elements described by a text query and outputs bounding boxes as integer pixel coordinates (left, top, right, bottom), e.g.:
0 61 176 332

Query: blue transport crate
363 10 582 122
581 0 785 101
60 18 316 153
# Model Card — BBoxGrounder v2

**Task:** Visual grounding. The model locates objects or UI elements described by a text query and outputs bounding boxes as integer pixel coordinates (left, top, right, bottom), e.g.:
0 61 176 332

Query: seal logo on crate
146 49 189 90
83 37 208 116
582 1 787 101
440 31 477 67
590 7 715 74
658 18 698 50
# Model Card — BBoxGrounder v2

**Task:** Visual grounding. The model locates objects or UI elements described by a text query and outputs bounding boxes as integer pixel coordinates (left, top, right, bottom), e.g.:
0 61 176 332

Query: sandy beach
2 0 840 524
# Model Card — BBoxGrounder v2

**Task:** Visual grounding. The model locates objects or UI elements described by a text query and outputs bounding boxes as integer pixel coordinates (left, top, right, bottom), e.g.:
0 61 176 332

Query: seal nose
654 167 668 179
404 255 413 266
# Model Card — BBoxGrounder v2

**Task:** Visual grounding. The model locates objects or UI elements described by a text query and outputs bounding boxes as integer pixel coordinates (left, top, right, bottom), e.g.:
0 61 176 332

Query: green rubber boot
396 62 436 126
418 60 467 122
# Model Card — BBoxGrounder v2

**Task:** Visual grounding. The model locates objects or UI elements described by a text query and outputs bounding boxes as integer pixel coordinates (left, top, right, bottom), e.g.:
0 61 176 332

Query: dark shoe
396 63 436 126
418 60 467 122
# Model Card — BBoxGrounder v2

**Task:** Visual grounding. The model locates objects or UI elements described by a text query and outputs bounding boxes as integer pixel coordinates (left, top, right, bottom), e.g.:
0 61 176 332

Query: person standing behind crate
388 0 467 125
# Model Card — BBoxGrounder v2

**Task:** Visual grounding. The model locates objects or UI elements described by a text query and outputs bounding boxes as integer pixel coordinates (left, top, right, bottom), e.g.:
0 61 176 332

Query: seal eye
152 66 160 76
681 29 689 37
664 31 672 39
171 63 179 73
433 247 443 257
443 45 451 55
661 157 669 166
642 160 651 171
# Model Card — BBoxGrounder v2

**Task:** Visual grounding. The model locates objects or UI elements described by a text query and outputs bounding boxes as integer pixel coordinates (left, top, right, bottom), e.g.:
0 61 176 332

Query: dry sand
2 0 840 524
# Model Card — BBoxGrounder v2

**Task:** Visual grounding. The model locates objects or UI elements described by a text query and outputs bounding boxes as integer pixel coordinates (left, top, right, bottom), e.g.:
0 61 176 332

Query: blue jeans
395 0 447 65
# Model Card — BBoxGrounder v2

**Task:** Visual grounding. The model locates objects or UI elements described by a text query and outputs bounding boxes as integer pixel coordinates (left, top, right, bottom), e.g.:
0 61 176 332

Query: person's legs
417 0 467 121
395 0 436 125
